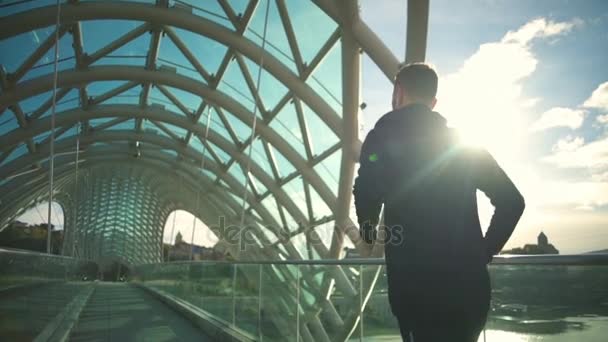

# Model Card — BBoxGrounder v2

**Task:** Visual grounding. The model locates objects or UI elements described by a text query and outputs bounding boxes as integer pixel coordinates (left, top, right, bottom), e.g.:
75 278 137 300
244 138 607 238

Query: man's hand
360 221 377 245
359 240 374 258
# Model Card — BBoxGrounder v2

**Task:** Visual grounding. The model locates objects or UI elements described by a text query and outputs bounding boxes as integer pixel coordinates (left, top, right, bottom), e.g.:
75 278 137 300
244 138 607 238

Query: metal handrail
135 253 608 267
0 247 94 262
4 247 606 267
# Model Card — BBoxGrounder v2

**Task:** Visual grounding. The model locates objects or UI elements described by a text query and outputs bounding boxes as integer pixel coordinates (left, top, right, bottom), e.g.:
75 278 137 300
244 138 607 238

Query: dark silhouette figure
353 63 525 341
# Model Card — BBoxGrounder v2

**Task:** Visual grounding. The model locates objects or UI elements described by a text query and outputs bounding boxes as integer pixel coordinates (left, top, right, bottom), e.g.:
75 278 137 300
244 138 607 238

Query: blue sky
360 0 608 253
12 0 608 254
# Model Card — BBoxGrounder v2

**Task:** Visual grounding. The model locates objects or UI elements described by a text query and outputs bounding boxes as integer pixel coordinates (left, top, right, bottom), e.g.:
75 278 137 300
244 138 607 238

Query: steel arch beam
0 2 341 136
0 68 339 211
1 150 303 261
0 103 351 236
313 0 401 80
1 154 246 240
2 129 313 231
0 138 300 252
1 143 283 232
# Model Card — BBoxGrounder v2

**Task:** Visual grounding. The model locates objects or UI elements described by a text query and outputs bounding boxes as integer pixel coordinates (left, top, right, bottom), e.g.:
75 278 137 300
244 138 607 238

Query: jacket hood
374 103 448 136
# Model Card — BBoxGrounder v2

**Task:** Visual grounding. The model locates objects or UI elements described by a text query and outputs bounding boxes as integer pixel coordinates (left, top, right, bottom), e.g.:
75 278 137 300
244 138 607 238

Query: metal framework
0 0 429 340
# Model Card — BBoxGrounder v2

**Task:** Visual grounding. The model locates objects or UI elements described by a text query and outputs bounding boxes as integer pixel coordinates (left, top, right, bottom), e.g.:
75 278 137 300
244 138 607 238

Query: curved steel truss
0 0 429 340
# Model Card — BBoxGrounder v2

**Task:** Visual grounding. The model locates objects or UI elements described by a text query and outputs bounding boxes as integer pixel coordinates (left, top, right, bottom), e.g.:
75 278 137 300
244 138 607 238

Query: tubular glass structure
0 0 404 265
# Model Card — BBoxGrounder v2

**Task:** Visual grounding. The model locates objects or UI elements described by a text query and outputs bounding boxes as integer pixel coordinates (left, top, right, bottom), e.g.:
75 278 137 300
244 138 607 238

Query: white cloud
597 114 608 124
552 135 585 152
501 18 582 45
530 107 586 131
584 81 608 110
543 135 608 170
533 180 608 210
435 18 581 158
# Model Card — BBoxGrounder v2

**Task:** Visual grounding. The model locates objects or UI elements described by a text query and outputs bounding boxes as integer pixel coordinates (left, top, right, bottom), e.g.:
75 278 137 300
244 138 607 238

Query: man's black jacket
353 104 525 288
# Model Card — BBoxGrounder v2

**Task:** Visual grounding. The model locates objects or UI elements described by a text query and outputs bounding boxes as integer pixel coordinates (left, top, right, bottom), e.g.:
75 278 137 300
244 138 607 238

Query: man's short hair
395 63 438 102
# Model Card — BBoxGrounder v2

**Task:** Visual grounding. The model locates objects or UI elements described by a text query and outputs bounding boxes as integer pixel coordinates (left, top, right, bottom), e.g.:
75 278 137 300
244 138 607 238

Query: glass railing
132 254 608 341
0 248 98 340
0 247 98 289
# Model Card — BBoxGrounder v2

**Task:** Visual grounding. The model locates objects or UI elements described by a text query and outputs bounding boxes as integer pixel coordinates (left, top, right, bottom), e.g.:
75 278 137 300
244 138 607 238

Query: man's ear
394 84 405 106
430 97 437 110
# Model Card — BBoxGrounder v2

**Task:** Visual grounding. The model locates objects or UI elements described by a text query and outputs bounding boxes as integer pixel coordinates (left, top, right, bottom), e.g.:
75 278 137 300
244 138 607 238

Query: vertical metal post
330 0 361 258
405 0 430 63
71 123 80 257
296 265 300 342
238 0 270 257
359 265 363 341
232 263 237 327
189 191 198 261
258 264 263 341
46 0 62 254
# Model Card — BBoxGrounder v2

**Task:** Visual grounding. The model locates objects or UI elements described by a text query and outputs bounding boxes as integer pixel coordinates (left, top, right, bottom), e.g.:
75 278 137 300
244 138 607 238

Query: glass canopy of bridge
1 1 607 342
0 0 396 265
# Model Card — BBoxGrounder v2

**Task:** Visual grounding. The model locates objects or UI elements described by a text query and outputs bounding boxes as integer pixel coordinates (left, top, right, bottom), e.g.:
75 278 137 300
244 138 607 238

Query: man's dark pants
389 267 491 342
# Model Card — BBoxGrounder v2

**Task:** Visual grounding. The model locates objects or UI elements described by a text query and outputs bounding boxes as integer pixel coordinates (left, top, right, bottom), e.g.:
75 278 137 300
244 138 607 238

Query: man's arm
353 129 384 245
476 150 525 262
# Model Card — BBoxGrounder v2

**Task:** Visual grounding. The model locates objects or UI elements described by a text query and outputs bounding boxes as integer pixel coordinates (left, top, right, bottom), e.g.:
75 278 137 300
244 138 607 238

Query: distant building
502 231 559 255
165 230 223 261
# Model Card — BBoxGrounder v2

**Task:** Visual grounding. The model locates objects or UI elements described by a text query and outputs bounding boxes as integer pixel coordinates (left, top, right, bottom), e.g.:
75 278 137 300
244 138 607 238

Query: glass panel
134 263 236 322
309 183 332 220
244 55 289 111
244 0 297 74
485 264 608 341
0 26 54 73
260 196 282 227
107 118 134 131
164 122 188 139
250 138 273 176
271 144 296 178
227 163 247 186
149 86 188 116
290 232 308 259
0 1 67 17
314 149 341 195
0 249 98 340
234 264 261 336
0 112 19 135
227 0 249 16
81 20 146 55
165 86 201 113
170 27 228 77
361 265 399 340
217 60 257 113
250 172 268 194
220 109 251 143
52 89 80 114
284 0 337 64
158 38 207 83
208 141 231 164
282 176 307 217
33 131 51 144
302 101 338 156
3 143 28 165
313 220 334 249
269 101 307 158
91 31 149 67
19 91 53 115
260 264 298 341
206 108 234 141
305 41 342 115
179 0 234 30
